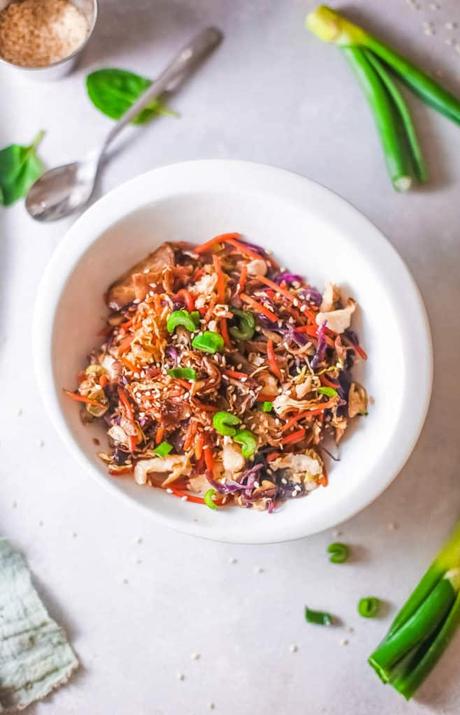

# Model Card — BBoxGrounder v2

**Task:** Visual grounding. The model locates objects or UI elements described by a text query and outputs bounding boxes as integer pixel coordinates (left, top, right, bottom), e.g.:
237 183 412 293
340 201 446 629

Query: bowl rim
33 159 433 543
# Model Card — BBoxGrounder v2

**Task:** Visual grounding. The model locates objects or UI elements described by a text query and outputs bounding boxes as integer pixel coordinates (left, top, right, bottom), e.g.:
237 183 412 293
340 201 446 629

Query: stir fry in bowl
65 233 368 512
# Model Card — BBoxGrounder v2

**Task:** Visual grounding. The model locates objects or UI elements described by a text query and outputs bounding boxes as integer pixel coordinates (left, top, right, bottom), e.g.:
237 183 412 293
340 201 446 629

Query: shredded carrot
118 334 134 355
118 319 133 331
295 324 335 347
195 432 204 461
63 390 99 406
204 445 215 476
240 293 278 323
155 424 165 445
318 466 329 487
195 232 242 254
184 420 198 451
99 374 109 388
280 428 306 446
120 356 137 372
343 335 368 360
237 264 248 293
280 399 339 433
257 275 295 303
256 390 277 402
175 288 195 312
108 466 134 476
320 374 338 389
266 338 283 381
267 451 281 463
169 488 205 504
223 236 264 262
213 254 226 303
118 386 134 420
220 317 231 347
224 369 248 380
129 435 137 452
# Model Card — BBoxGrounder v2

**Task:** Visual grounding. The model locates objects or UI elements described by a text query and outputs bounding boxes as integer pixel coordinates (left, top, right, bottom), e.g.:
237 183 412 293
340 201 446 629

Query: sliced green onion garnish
305 607 333 626
154 441 173 457
233 429 257 459
229 309 255 341
261 401 273 412
327 542 349 564
204 488 218 510
192 331 224 354
318 386 338 398
359 596 381 618
167 367 197 381
167 309 199 333
212 411 241 436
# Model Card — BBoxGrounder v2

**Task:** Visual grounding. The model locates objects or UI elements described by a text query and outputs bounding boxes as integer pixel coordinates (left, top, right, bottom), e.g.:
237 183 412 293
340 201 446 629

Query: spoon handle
102 27 223 151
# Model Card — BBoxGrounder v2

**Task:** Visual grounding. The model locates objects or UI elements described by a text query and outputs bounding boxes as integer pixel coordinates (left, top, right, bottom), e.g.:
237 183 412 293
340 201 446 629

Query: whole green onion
359 596 381 618
306 5 460 126
233 429 257 459
327 542 349 564
229 309 255 341
192 331 224 354
167 367 197 381
365 51 427 183
167 309 199 333
342 46 413 192
369 522 460 699
204 488 218 510
213 411 241 436
305 607 333 626
154 441 173 457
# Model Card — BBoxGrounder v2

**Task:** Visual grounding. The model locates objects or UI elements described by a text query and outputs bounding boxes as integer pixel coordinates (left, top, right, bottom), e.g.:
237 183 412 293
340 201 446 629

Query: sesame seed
191 652 201 661
254 566 264 574
339 639 349 647
209 703 216 710
122 578 129 585
181 496 188 502
289 644 299 653
166 488 173 494
177 673 185 681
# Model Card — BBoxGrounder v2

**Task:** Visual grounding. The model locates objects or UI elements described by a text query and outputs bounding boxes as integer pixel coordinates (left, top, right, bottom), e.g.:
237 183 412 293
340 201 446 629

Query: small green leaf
0 131 45 206
317 386 338 398
86 68 177 124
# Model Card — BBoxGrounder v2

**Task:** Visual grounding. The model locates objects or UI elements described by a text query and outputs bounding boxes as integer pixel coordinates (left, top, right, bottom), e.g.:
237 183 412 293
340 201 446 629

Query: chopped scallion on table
358 596 381 618
305 607 333 626
327 542 349 564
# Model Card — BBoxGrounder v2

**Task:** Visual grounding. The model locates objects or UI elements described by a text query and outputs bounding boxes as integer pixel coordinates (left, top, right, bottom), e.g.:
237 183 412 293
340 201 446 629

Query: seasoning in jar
0 0 89 67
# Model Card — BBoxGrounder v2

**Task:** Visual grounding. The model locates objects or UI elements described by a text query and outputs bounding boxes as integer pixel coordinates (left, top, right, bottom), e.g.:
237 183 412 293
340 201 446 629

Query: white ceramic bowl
34 160 432 544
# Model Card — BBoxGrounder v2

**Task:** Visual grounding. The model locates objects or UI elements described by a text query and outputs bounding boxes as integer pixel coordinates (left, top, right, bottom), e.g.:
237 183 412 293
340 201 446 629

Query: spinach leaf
85 68 176 124
0 131 45 207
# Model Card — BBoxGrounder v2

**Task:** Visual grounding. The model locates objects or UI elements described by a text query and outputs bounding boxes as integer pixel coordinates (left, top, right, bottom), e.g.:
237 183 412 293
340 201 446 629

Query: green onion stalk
306 5 460 190
369 521 460 700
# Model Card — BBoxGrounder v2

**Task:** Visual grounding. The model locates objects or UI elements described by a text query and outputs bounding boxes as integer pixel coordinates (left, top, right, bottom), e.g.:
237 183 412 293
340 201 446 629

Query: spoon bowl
26 159 98 221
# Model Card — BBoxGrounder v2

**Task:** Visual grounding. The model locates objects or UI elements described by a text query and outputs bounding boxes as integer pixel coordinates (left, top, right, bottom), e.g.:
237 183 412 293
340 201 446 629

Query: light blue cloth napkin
0 539 78 711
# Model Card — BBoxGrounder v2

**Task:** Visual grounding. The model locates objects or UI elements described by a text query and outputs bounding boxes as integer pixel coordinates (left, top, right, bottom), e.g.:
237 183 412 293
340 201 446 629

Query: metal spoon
26 27 223 222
